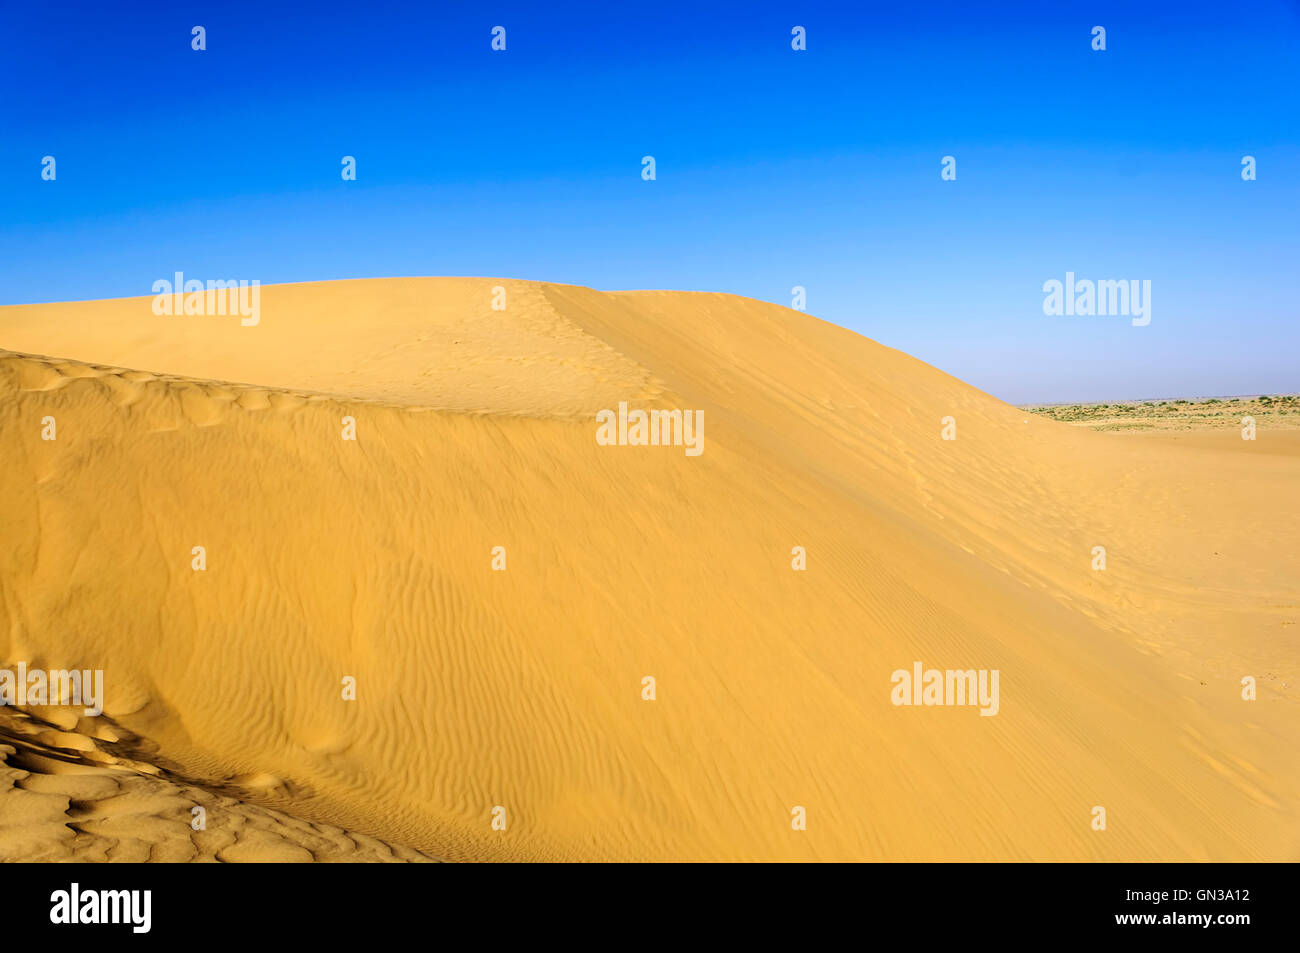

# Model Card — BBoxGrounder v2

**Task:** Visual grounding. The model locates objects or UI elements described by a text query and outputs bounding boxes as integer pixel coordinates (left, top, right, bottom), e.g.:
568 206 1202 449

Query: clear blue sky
2 0 1296 403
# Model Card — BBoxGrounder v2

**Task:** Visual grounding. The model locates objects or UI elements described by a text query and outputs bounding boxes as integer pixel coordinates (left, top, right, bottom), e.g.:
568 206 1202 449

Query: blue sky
1 0 1296 403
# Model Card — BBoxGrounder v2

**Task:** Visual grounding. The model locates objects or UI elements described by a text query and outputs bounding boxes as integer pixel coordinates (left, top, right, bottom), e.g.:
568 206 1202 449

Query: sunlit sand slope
0 279 1296 861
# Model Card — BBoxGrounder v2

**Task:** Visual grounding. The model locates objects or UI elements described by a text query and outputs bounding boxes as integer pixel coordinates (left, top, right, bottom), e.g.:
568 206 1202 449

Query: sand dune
0 278 1295 861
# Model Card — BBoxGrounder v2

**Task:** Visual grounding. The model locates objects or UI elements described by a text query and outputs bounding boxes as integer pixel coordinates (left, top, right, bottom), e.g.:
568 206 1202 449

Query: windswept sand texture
0 278 1296 861
0 709 436 862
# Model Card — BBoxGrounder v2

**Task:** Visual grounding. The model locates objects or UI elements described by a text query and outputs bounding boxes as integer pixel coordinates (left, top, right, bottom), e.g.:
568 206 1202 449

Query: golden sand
0 278 1296 861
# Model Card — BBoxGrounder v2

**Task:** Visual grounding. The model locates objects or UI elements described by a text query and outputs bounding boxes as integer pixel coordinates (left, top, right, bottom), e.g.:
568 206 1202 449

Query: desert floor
1 278 1295 861
1024 395 1300 433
